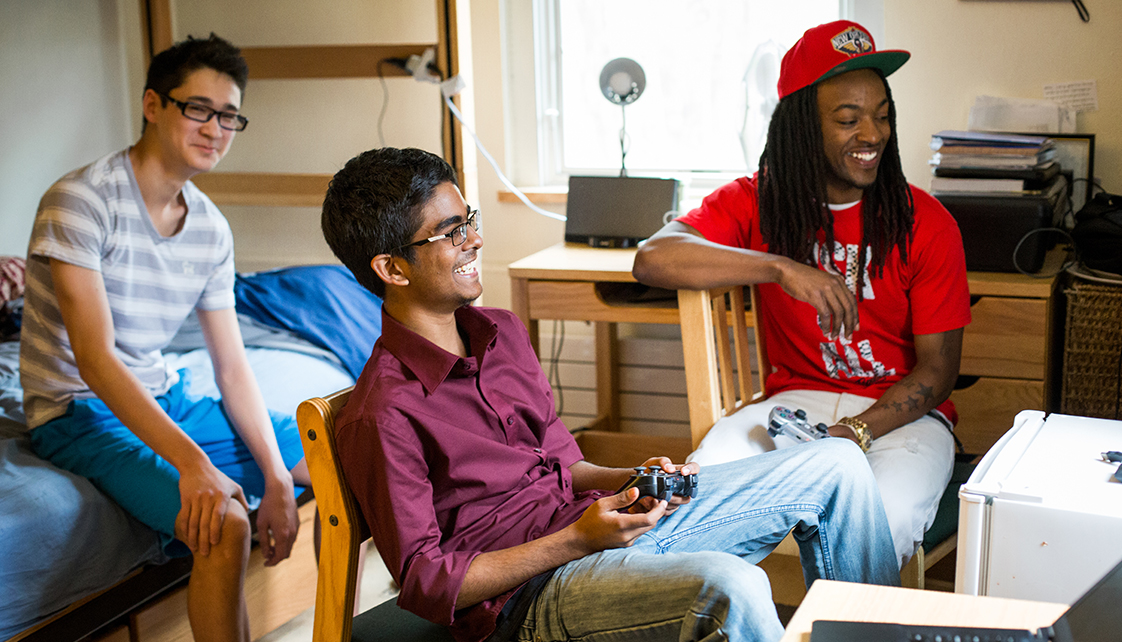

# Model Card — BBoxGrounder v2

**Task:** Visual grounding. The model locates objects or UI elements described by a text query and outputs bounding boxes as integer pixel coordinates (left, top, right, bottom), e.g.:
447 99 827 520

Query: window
509 0 884 202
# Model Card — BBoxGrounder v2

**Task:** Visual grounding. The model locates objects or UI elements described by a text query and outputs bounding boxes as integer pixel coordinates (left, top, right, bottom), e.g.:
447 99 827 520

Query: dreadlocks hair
757 70 914 299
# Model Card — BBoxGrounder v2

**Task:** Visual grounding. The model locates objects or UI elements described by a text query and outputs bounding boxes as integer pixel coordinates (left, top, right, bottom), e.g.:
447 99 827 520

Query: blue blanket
234 265 383 379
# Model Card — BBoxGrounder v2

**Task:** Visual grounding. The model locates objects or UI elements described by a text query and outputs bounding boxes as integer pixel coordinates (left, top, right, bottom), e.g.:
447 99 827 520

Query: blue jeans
517 438 899 642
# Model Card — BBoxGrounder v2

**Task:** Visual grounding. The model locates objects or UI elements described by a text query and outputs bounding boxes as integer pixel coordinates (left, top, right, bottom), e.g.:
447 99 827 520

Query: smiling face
396 182 483 314
143 67 242 178
816 68 891 204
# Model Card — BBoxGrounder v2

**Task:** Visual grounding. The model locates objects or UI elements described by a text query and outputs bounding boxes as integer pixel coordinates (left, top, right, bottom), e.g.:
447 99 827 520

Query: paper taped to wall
1043 80 1098 114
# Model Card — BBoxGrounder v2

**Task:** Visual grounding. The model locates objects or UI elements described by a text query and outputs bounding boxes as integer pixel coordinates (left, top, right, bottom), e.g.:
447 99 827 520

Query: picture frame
1007 132 1096 216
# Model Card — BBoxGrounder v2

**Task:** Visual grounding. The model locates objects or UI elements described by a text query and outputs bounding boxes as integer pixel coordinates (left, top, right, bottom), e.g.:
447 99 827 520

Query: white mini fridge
956 410 1122 604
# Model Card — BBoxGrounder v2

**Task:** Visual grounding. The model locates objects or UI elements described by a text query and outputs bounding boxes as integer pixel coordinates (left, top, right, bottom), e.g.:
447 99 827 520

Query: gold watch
836 416 872 453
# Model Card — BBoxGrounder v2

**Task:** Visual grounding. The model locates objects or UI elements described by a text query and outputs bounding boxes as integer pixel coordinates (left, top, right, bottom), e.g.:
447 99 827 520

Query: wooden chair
676 285 957 590
297 388 454 642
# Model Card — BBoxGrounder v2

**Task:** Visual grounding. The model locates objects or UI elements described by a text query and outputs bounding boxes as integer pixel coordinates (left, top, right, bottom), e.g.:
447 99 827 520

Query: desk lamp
599 57 645 177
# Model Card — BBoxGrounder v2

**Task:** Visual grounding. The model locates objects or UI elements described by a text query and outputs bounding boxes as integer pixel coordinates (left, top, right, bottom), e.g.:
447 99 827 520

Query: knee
688 553 773 605
813 436 869 471
209 502 252 564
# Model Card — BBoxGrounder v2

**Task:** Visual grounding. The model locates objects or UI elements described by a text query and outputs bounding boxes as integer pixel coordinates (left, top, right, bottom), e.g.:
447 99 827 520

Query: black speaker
935 178 1067 273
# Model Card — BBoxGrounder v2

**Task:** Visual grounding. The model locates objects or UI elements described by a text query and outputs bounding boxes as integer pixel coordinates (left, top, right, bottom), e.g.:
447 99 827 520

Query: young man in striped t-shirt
20 35 308 642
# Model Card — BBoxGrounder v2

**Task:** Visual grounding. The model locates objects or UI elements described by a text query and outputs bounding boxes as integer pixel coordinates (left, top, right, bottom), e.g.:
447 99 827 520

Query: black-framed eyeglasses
394 209 479 253
158 92 249 132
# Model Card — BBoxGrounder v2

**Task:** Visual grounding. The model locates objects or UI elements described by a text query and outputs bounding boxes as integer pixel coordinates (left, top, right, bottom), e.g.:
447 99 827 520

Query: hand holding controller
768 406 830 443
616 466 699 508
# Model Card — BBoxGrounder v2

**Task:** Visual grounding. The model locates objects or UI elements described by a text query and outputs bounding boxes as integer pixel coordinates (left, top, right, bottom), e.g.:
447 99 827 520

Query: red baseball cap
778 20 910 99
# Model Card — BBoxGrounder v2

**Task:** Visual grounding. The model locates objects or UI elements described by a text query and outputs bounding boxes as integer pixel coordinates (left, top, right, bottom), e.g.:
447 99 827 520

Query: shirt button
506 416 515 425
534 448 542 453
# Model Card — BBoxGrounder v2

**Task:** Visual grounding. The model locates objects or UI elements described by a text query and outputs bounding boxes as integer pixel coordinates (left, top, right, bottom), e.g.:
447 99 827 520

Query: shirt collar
379 305 500 395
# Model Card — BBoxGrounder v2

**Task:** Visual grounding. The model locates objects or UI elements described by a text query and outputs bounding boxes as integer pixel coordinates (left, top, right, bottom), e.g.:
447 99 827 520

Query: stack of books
928 130 1062 197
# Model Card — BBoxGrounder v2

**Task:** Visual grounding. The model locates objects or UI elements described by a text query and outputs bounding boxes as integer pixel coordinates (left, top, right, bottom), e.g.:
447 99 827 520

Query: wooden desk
508 242 1063 454
508 243 685 433
779 580 1067 642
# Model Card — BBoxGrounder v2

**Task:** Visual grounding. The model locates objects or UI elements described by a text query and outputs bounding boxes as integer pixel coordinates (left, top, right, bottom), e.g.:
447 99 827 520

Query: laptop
810 557 1122 642
564 175 680 248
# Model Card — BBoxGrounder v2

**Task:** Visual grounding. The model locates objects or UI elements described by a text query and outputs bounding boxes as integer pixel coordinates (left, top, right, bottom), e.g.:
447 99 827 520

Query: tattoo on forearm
915 382 935 404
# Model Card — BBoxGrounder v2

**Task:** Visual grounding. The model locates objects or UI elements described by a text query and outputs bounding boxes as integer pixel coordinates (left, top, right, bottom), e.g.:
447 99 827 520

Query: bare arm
633 221 860 339
830 328 963 442
50 259 247 556
197 307 298 566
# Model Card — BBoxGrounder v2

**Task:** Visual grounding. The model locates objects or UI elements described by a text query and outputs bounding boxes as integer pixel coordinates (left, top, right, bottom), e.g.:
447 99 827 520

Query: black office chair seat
351 599 455 642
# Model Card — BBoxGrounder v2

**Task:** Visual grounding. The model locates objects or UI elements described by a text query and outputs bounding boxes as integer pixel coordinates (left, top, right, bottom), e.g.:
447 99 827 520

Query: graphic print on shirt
814 240 895 384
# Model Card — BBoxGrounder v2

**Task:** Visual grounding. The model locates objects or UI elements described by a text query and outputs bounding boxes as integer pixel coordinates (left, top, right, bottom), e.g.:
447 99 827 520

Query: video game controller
616 466 699 506
768 406 831 443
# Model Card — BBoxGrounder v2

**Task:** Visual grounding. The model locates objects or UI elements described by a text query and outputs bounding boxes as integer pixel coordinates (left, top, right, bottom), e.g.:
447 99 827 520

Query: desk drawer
950 376 1043 456
526 281 679 324
960 297 1046 380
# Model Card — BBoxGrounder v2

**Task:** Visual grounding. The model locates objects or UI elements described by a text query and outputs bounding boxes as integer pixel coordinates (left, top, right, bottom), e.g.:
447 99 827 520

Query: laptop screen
808 557 1122 642
1054 556 1122 641
564 175 680 248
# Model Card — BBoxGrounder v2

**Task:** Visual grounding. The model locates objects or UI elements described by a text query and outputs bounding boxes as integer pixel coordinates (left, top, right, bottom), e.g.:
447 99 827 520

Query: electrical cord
1012 227 1077 278
375 59 393 147
548 320 565 416
442 93 566 222
1072 0 1089 22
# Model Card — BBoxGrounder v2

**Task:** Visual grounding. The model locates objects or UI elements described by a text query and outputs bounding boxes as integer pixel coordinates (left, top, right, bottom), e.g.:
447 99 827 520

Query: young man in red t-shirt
634 20 971 569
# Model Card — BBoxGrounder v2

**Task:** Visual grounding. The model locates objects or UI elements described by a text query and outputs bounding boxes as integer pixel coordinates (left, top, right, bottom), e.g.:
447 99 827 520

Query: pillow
233 265 383 379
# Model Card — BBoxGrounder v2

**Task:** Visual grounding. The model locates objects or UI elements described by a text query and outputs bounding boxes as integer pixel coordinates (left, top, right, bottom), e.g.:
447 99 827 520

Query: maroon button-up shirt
335 305 602 642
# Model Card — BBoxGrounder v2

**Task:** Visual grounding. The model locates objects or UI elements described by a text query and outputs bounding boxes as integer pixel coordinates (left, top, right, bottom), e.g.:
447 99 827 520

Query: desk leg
510 276 540 357
592 321 620 432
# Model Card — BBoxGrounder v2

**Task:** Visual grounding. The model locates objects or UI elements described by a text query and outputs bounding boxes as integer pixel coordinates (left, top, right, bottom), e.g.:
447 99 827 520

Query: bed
0 263 381 641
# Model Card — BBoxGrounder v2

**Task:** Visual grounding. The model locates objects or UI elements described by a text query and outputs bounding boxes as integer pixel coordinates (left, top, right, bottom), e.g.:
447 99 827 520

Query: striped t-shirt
20 149 236 429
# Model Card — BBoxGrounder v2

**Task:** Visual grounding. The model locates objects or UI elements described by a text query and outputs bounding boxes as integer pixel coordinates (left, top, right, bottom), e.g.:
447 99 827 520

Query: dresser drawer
960 297 1047 380
949 376 1044 456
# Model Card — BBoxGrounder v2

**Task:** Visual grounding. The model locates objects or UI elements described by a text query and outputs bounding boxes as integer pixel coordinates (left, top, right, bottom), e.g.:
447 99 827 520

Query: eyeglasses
158 92 249 132
394 210 480 253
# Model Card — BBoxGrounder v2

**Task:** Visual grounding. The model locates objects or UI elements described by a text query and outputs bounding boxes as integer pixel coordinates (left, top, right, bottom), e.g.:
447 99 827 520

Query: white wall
0 0 143 258
886 0 1122 194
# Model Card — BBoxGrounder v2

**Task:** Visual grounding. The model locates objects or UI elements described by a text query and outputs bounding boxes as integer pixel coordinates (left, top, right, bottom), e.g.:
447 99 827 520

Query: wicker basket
1061 280 1122 420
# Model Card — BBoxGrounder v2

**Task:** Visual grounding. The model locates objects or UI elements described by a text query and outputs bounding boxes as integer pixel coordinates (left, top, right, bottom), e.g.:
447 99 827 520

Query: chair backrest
678 285 770 448
297 386 360 642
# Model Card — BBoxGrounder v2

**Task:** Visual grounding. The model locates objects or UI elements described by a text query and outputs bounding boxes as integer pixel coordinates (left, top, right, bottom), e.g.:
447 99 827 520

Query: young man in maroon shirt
320 146 899 642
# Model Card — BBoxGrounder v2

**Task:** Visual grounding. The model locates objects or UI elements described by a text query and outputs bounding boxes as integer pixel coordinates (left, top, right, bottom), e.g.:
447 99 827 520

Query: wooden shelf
497 187 567 205
191 172 331 207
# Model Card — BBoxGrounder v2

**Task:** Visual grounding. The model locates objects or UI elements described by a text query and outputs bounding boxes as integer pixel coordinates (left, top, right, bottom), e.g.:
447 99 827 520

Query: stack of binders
928 130 1061 196
927 130 1069 273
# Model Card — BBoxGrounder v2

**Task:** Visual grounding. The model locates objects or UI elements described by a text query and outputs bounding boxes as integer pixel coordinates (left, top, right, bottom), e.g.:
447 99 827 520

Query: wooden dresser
950 251 1065 456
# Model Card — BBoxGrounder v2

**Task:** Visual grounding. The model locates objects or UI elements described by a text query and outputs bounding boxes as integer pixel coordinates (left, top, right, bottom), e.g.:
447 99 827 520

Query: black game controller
616 466 699 507
768 406 830 443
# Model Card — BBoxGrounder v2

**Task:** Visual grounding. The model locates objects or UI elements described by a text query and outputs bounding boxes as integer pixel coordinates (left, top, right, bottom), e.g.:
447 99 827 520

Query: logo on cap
831 27 874 56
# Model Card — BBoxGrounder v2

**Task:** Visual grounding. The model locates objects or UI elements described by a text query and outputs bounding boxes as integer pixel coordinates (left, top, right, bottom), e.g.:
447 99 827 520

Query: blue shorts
30 370 305 557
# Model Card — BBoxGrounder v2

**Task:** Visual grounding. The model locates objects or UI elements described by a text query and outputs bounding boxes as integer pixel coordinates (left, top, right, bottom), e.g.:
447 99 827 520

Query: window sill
497 187 567 205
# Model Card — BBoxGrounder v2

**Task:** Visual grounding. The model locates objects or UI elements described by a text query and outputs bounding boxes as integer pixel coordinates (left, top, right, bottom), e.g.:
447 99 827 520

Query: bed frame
8 492 317 642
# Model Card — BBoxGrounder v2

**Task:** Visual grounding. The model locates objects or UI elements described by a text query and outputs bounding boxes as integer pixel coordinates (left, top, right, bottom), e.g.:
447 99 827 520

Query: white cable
442 93 566 222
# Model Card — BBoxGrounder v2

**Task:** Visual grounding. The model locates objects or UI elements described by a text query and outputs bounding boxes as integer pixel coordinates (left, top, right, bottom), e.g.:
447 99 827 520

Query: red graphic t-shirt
677 176 971 423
